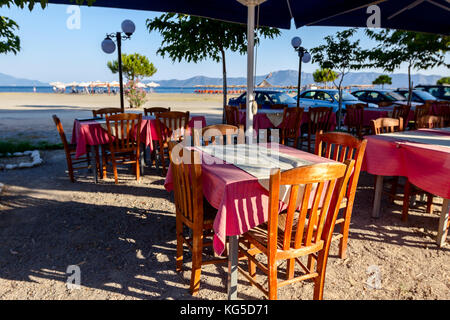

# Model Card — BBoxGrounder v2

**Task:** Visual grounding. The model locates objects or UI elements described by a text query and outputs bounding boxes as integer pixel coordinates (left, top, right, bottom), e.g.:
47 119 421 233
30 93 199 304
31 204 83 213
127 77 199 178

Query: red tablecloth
362 128 450 199
239 110 337 134
164 143 335 255
71 115 206 158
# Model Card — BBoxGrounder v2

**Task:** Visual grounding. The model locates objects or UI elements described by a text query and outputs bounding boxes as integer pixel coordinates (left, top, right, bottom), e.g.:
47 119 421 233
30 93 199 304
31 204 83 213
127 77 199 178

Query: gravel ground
0 149 448 300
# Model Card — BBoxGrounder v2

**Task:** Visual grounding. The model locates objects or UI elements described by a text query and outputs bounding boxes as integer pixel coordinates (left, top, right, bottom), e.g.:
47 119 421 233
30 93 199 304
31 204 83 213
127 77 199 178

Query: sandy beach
0 92 229 143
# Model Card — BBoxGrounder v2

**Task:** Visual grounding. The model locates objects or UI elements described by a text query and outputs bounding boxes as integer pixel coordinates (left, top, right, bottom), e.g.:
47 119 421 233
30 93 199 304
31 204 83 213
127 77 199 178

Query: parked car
228 89 297 109
293 89 378 113
393 89 439 103
414 84 450 101
351 89 421 107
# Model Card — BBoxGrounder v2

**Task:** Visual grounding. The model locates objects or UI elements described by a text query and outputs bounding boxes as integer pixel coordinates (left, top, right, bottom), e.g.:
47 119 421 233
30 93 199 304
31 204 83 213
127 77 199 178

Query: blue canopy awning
46 0 450 34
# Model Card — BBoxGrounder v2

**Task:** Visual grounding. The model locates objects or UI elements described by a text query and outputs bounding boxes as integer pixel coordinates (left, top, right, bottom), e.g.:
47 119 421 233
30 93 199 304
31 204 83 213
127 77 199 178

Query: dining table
239 109 337 134
71 114 206 182
164 142 337 299
363 127 450 247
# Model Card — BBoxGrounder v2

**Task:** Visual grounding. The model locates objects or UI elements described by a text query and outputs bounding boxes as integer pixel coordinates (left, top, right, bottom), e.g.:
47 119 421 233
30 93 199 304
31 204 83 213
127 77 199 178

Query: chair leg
102 146 108 179
286 259 295 280
402 179 412 222
248 243 256 279
66 155 75 183
94 146 101 178
313 252 327 300
339 206 352 259
390 177 399 203
159 144 167 175
135 151 140 181
111 153 118 184
190 229 203 295
268 259 278 300
176 216 184 272
426 193 433 214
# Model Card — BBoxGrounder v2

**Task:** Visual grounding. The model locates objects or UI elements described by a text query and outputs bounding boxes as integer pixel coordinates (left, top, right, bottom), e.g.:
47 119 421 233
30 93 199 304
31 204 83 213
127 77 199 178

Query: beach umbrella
146 81 160 88
109 81 121 87
135 82 147 88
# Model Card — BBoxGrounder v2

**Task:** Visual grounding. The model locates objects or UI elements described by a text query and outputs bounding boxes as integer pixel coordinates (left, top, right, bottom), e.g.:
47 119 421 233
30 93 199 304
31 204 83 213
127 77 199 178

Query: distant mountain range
0 70 445 88
0 72 48 86
153 69 444 89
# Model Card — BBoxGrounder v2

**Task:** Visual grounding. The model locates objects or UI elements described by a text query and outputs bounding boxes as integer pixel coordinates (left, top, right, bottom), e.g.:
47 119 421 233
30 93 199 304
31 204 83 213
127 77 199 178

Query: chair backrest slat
315 132 367 217
268 160 354 254
156 111 190 143
144 107 171 116
196 124 242 146
105 113 142 152
308 107 333 134
92 107 122 118
170 145 203 225
416 115 444 129
371 117 404 134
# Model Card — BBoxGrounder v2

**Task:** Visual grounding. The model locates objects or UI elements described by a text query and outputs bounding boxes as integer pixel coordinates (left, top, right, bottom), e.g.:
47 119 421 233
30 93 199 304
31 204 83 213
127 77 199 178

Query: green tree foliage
107 53 157 108
107 53 157 82
0 16 20 54
146 13 281 116
310 28 367 128
372 74 392 89
312 68 338 88
365 29 450 103
437 77 450 85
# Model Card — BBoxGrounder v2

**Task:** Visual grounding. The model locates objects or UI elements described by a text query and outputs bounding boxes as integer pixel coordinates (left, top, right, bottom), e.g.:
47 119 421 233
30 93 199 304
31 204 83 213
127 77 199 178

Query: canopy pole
246 3 255 144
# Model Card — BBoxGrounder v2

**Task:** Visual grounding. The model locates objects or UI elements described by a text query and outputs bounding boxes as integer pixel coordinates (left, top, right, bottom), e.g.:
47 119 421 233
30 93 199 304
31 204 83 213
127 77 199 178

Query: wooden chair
434 101 450 126
412 104 431 129
169 143 227 295
416 115 444 129
315 132 367 259
143 107 171 116
270 104 288 110
300 107 333 153
143 107 171 166
52 115 98 182
392 105 411 127
92 107 122 118
279 107 304 148
238 160 355 300
224 105 240 127
345 103 367 139
370 117 404 134
103 113 142 184
194 124 243 146
155 111 190 174
239 103 247 110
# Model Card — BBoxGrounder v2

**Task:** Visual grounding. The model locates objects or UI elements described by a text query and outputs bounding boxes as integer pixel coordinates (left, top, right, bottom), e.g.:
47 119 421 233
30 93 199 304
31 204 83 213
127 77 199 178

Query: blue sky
0 3 448 83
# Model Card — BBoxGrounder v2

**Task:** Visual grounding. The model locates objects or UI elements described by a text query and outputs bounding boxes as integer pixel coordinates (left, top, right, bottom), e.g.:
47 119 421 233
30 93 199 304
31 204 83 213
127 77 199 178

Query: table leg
436 198 449 247
91 145 98 184
227 235 239 300
372 175 384 218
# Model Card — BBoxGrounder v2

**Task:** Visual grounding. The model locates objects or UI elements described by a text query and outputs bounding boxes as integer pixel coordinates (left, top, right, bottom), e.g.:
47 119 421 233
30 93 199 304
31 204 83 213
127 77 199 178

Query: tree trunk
221 48 227 124
407 64 412 106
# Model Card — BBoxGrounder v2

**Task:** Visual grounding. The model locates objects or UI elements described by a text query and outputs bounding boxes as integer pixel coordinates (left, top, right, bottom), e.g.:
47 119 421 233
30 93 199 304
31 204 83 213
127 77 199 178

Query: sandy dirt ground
0 93 448 300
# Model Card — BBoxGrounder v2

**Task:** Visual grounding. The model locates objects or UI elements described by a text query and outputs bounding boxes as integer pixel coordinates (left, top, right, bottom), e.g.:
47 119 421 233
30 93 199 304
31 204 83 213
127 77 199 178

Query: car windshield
332 91 359 101
414 90 437 100
266 92 296 104
384 91 406 101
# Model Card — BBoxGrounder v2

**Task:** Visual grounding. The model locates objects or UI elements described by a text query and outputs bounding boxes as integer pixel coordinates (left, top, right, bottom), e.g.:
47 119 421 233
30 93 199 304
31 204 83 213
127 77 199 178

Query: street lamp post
101 20 136 112
291 37 311 108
